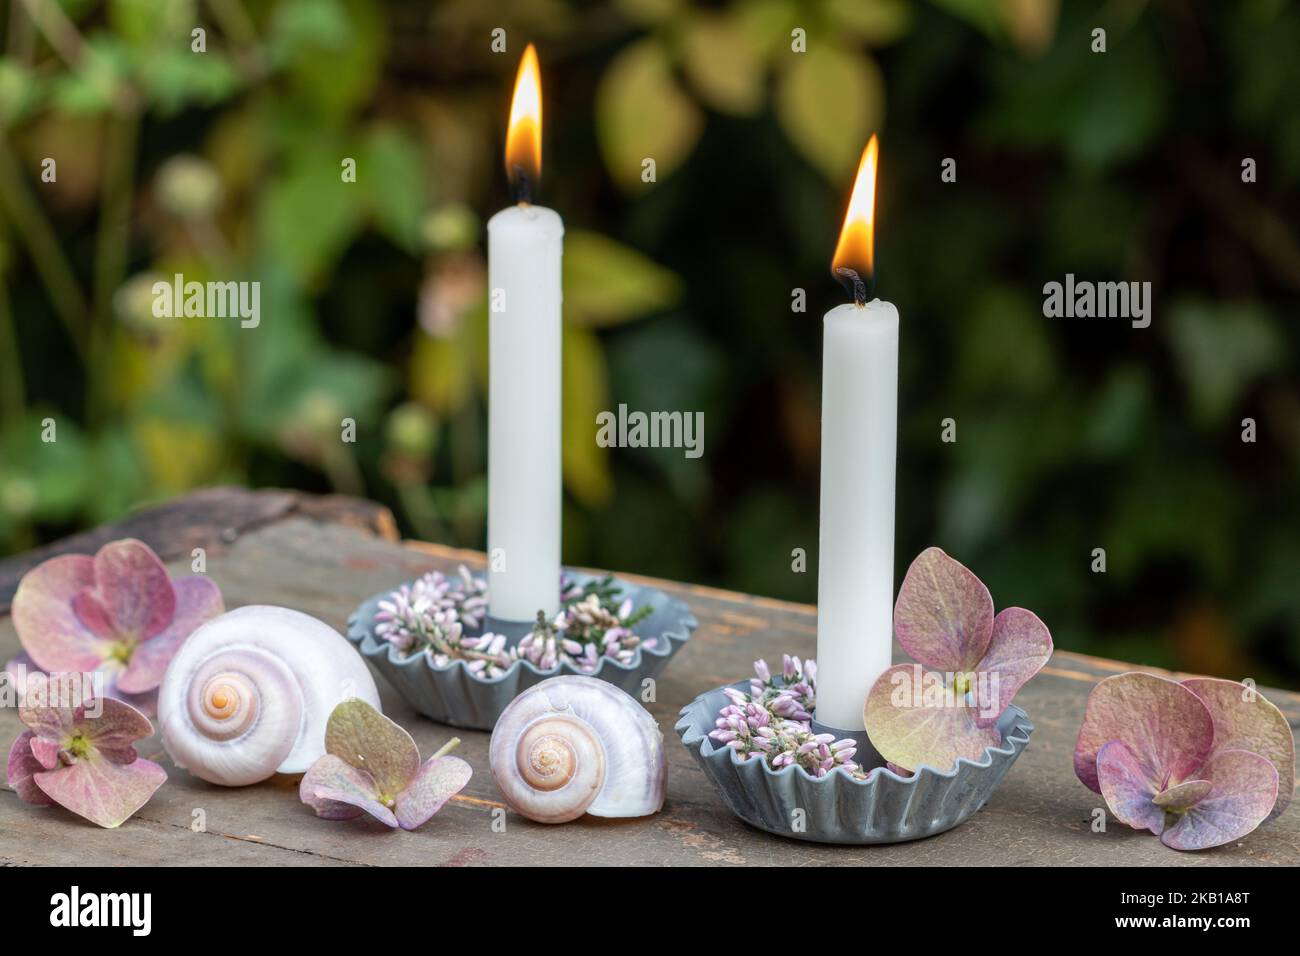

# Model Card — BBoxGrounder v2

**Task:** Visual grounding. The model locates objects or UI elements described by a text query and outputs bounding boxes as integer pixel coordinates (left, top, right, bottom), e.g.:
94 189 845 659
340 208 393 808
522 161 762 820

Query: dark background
1 0 1297 684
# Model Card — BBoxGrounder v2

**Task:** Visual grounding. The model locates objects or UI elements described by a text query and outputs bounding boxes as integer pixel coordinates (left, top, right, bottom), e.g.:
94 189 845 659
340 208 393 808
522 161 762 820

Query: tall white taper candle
815 298 898 730
487 204 563 622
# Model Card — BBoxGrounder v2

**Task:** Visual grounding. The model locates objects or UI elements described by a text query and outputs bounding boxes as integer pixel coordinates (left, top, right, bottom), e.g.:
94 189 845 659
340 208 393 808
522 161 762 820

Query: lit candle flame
505 43 543 202
831 135 878 305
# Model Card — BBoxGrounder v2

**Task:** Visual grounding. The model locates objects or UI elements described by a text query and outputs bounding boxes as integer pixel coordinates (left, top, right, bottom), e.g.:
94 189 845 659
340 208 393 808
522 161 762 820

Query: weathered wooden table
2 488 1296 866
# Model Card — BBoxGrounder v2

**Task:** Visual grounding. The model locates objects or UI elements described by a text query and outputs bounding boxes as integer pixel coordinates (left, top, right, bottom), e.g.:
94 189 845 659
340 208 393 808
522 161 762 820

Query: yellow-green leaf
562 326 612 509
733 0 799 59
596 38 703 191
681 11 766 116
826 0 912 46
564 231 682 328
775 45 884 181
612 0 682 26
410 327 473 415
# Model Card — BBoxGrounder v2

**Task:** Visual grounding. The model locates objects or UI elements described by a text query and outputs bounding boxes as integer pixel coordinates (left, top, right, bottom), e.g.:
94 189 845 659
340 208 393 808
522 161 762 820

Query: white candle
815 136 898 730
816 299 898 729
487 44 562 622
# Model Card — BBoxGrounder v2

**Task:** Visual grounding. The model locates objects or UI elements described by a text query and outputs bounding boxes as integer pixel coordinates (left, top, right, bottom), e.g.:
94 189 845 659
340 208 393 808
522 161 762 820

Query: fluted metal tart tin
676 682 1033 845
347 569 696 731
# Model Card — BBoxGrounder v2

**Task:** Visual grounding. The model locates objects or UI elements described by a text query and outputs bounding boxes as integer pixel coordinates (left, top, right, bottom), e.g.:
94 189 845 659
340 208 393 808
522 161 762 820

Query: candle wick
833 266 872 307
510 165 533 205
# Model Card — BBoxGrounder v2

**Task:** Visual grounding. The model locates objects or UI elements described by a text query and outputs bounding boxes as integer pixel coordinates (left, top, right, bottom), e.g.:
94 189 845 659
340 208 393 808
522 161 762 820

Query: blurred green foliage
1 0 1298 684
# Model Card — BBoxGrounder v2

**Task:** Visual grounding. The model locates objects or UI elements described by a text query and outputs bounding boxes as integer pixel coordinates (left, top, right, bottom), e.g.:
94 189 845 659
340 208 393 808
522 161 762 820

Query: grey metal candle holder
347 569 696 731
676 681 1033 845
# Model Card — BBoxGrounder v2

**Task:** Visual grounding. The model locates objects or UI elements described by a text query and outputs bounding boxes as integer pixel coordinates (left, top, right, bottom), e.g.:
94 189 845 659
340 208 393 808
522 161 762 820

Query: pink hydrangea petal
864 663 1002 773
1160 749 1279 851
324 699 420 799
29 736 63 770
394 754 472 830
70 590 115 638
17 673 84 743
1153 779 1212 812
76 697 154 764
1096 740 1165 834
893 547 994 672
300 754 397 826
117 576 224 694
1181 677 1295 820
12 554 105 673
88 539 176 641
974 606 1053 728
1073 673 1214 794
33 753 166 828
7 732 54 806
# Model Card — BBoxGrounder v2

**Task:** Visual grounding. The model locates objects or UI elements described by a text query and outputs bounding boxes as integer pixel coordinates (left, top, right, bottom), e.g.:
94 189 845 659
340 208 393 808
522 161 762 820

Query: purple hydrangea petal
1096 740 1165 835
893 547 994 672
865 663 1001 773
11 554 105 674
973 606 1053 728
32 753 167 829
299 753 395 825
393 754 473 830
1073 673 1214 795
1181 677 1294 820
118 575 224 694
323 699 421 799
7 731 54 806
1160 749 1279 852
77 697 155 765
84 539 177 641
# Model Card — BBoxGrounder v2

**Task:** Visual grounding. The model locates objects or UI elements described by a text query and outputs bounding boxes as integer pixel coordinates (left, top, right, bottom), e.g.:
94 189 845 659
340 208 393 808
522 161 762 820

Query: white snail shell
489 676 666 824
158 605 381 787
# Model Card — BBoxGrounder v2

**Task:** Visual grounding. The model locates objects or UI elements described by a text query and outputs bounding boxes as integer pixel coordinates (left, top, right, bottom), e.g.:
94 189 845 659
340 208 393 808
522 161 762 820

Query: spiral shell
158 605 381 786
489 676 666 823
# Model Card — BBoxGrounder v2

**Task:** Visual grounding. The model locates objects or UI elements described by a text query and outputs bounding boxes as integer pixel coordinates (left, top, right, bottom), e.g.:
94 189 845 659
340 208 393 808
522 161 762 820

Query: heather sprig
561 572 654 628
374 568 654 680
516 593 645 673
710 657 864 779
373 567 509 676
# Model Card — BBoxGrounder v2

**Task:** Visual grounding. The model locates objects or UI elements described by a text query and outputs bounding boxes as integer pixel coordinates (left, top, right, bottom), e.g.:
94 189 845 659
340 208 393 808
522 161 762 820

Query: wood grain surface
2 489 1296 866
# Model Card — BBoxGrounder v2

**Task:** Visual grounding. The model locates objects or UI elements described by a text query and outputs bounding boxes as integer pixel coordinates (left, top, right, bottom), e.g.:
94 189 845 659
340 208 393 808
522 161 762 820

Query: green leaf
681 11 766 116
733 0 799 59
0 62 45 127
50 37 130 115
1168 300 1283 426
359 125 428 251
562 326 613 509
775 45 884 181
826 0 913 46
109 0 196 48
596 38 703 191
258 150 362 285
563 231 682 328
612 0 682 26
0 412 89 526
272 0 384 118
954 285 1056 397
137 49 242 115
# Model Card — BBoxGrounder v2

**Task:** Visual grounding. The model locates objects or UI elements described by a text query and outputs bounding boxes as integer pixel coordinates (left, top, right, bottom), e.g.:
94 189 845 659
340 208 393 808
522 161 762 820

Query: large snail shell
158 605 381 786
489 676 666 824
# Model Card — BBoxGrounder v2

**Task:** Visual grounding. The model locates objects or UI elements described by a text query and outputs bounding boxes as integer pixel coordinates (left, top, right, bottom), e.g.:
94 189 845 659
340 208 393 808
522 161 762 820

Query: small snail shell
158 605 381 786
489 676 666 824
